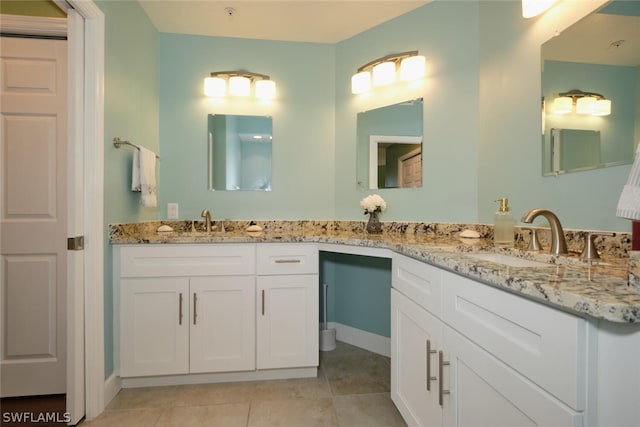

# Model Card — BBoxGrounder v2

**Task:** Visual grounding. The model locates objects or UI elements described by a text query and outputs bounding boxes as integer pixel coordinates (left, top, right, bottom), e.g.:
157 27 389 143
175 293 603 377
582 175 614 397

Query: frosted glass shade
593 99 611 116
372 61 396 86
553 96 572 114
204 77 226 97
229 76 251 97
400 55 426 81
351 71 371 94
255 80 276 100
522 0 557 18
576 96 597 114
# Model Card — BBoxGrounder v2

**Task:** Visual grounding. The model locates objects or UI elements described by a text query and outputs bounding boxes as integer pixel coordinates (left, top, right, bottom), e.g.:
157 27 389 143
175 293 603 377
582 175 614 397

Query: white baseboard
103 373 121 408
323 322 390 357
120 367 317 389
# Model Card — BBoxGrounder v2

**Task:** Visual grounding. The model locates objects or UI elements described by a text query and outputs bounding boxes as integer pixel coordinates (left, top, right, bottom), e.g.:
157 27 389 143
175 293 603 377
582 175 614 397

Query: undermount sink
465 252 553 268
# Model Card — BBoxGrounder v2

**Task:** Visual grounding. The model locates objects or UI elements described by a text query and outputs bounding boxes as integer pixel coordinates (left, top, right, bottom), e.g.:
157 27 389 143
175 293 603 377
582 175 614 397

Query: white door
190 276 255 373
120 278 189 377
391 289 442 427
0 36 68 397
442 325 582 427
398 149 422 188
257 275 318 369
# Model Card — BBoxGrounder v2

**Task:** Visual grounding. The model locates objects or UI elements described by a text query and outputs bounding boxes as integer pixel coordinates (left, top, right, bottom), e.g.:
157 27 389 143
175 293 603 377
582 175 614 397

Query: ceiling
138 0 431 44
542 6 640 67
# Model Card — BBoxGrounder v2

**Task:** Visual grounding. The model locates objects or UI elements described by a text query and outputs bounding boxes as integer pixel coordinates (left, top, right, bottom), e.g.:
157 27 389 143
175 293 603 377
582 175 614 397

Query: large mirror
208 114 272 191
541 1 640 176
356 98 423 189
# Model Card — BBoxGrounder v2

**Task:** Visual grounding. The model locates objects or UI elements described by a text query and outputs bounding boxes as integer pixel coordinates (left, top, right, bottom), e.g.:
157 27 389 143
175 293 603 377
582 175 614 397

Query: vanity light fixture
522 0 558 18
204 70 276 100
351 51 426 95
552 89 611 116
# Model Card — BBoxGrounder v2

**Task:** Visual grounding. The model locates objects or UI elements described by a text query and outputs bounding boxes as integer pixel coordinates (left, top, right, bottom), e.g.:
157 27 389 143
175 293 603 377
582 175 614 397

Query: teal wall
477 0 629 231
158 34 335 220
542 60 637 170
335 1 481 222
96 0 636 377
97 0 159 377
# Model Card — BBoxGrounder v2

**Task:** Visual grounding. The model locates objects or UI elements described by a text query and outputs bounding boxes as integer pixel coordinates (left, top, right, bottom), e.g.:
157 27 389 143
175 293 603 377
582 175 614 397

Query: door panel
1 36 68 397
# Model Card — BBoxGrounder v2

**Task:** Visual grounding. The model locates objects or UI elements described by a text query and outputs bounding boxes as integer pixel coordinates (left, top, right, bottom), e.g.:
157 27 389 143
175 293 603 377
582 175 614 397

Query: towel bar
113 137 160 159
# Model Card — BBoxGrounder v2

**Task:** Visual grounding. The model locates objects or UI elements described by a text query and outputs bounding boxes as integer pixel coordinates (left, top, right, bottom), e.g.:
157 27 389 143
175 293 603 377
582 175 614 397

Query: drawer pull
261 290 265 316
274 259 302 264
426 339 437 391
193 293 198 325
179 293 183 325
438 351 450 406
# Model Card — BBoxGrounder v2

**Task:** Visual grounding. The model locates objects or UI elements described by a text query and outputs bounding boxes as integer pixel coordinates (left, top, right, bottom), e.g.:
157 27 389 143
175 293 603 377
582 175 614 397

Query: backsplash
109 220 632 259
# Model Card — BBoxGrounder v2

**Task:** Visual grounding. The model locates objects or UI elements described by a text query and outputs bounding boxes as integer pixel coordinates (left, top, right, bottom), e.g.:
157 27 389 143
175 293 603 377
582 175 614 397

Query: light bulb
576 96 597 114
255 80 276 100
372 61 396 86
400 55 426 81
204 76 226 97
552 96 572 114
592 99 611 116
229 76 251 97
351 71 371 94
522 0 558 18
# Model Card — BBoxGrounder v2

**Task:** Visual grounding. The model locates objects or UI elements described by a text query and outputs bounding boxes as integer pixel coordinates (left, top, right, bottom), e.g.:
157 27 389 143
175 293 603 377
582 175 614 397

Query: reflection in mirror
208 114 272 191
356 98 423 189
549 128 601 174
541 1 640 176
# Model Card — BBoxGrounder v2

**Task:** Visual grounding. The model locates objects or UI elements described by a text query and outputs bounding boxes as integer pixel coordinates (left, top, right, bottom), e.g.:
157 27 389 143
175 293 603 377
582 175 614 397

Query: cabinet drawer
442 270 586 411
119 244 255 277
257 244 318 275
392 254 442 318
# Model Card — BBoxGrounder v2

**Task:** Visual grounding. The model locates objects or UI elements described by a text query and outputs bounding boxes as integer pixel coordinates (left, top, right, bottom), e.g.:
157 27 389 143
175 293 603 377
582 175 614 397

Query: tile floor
80 341 407 427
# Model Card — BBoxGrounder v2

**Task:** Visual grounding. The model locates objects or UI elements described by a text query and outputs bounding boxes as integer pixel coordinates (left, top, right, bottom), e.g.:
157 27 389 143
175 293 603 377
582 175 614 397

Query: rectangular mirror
356 98 423 189
208 114 272 191
540 1 639 177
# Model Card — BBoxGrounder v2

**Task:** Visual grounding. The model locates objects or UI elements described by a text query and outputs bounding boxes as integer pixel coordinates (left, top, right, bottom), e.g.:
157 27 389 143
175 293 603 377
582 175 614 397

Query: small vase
366 211 383 234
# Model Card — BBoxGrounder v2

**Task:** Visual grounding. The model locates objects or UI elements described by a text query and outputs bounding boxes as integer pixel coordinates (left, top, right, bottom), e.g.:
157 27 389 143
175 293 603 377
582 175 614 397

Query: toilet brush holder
320 328 336 352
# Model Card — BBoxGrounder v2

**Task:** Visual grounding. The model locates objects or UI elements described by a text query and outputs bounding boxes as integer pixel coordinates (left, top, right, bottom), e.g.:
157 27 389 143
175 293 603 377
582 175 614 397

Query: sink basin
465 253 552 268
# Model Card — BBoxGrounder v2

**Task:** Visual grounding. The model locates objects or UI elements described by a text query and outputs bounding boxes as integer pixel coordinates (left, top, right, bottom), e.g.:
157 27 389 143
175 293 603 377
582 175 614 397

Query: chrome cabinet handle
193 293 198 325
274 259 301 264
178 293 183 325
438 350 450 406
426 340 437 391
261 290 265 315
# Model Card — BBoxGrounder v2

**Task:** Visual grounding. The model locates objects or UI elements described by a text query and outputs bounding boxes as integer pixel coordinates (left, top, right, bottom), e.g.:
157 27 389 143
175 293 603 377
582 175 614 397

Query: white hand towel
131 147 157 208
617 143 640 220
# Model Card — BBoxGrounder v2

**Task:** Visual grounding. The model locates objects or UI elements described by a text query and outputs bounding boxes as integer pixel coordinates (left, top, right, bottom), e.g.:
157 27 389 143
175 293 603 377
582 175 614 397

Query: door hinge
67 236 84 251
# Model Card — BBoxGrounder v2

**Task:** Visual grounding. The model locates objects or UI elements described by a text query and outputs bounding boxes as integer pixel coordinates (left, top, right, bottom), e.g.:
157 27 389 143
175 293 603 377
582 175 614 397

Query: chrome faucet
201 209 212 232
520 208 568 255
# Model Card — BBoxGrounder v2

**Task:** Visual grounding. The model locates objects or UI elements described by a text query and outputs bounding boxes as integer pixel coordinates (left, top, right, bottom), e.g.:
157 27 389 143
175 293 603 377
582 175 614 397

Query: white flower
360 194 387 214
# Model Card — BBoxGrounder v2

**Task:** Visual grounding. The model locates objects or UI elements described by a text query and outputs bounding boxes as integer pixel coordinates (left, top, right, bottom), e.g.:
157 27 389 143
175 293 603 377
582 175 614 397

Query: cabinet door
120 278 189 377
256 275 319 369
391 289 442 427
189 276 256 373
442 325 582 427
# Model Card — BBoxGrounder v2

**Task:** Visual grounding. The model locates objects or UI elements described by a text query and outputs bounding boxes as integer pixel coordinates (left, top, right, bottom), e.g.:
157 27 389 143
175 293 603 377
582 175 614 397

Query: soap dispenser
494 197 515 247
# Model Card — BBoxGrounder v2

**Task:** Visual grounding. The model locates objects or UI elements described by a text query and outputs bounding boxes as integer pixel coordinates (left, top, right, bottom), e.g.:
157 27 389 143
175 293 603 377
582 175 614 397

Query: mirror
541 1 640 176
208 114 272 191
356 98 423 189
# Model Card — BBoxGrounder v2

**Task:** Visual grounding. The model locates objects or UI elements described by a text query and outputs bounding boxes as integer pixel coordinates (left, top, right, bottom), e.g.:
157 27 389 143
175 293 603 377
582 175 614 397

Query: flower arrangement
360 194 387 214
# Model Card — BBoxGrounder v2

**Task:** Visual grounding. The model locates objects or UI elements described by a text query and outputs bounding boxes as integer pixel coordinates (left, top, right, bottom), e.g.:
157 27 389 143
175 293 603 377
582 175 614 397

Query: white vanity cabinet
391 253 584 427
117 244 256 378
116 243 319 380
256 244 319 369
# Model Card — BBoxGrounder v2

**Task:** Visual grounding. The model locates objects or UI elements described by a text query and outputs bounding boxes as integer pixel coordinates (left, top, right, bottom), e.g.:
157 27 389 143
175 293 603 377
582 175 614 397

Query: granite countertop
110 220 640 324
